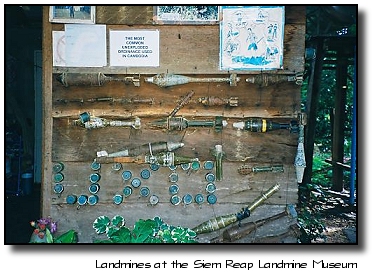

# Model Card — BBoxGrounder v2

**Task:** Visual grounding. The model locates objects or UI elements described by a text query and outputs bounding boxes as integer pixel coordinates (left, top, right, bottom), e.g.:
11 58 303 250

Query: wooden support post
41 6 53 217
331 51 348 192
303 38 324 184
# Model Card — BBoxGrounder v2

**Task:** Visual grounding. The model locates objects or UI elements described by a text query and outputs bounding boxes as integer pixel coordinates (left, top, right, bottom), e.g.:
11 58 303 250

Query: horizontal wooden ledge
51 108 300 119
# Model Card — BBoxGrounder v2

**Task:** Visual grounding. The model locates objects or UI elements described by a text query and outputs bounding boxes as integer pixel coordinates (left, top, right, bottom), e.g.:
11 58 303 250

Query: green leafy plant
92 215 197 243
29 216 78 243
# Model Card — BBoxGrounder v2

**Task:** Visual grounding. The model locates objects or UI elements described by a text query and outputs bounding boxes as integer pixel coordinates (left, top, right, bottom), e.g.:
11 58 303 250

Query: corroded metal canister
88 183 100 194
89 173 101 183
198 96 238 107
88 195 99 206
245 72 303 86
66 194 77 205
54 172 64 183
149 194 159 206
52 162 64 173
57 72 140 87
90 160 101 171
58 73 106 87
140 186 150 197
53 183 64 194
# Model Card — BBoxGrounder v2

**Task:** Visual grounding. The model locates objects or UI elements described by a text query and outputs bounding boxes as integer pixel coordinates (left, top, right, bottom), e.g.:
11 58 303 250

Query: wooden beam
325 158 350 171
331 51 348 191
41 6 53 217
303 38 325 184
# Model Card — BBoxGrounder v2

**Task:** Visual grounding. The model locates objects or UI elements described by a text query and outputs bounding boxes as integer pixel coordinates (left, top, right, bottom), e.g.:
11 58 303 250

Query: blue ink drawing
220 6 285 70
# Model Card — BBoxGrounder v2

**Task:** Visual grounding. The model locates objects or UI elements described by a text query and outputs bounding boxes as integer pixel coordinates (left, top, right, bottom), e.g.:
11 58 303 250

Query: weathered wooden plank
42 6 54 217
52 22 305 75
51 73 301 119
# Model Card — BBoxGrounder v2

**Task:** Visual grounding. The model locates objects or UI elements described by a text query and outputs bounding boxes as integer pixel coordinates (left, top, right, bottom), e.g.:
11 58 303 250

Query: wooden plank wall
42 5 306 243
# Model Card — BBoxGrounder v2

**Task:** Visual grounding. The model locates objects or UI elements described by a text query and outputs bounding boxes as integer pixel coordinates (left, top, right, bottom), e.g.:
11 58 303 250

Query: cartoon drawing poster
220 6 285 71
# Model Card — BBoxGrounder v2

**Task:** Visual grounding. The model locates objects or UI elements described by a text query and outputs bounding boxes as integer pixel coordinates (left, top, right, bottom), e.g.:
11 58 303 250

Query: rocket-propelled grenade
233 118 298 133
97 152 198 167
144 73 240 87
96 141 184 158
150 116 227 132
192 183 280 234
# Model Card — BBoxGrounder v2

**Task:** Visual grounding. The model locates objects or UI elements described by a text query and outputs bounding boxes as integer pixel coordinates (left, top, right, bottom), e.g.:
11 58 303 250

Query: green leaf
55 230 77 243
132 219 157 243
106 226 119 239
108 227 132 243
46 229 54 243
93 239 114 243
93 216 111 234
153 216 163 227
111 215 125 229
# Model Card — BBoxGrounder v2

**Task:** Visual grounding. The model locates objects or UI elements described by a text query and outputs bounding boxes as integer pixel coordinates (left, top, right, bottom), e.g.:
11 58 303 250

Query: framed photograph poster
219 6 285 71
49 6 96 24
154 6 219 24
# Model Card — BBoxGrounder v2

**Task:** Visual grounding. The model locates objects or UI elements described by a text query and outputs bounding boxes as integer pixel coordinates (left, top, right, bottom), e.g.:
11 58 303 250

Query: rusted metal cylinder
57 73 108 87
248 183 280 212
57 72 140 87
246 72 303 86
198 96 238 107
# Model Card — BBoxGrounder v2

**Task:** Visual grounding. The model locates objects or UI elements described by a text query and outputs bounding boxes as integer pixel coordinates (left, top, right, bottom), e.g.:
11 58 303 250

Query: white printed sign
110 30 160 67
